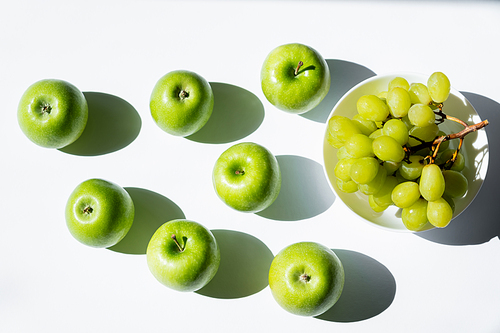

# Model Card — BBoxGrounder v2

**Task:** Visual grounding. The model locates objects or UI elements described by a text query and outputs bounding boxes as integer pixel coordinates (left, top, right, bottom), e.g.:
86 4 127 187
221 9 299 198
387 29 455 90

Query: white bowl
323 73 489 232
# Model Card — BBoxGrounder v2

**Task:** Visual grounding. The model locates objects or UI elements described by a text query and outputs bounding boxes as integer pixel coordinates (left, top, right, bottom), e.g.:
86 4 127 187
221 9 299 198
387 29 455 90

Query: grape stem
434 105 468 127
407 117 489 163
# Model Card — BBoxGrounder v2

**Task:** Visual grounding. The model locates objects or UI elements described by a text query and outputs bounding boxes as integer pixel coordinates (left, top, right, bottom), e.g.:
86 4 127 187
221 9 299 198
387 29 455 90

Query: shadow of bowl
186 82 264 144
108 187 185 255
257 155 335 221
196 229 274 299
60 92 141 156
315 249 396 322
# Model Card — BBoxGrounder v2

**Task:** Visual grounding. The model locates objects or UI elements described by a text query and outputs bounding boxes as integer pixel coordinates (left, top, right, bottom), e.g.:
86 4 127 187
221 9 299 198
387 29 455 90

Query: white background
1 1 500 332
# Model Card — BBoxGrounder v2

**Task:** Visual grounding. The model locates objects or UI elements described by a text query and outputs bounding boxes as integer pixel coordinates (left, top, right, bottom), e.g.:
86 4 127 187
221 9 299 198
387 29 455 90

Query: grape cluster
327 72 470 231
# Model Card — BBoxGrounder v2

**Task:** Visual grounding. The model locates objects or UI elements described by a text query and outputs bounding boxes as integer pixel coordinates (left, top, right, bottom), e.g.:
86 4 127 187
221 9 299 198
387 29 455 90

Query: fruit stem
179 90 189 100
235 170 245 175
407 118 489 160
299 273 311 283
41 103 52 114
171 234 184 252
294 61 304 76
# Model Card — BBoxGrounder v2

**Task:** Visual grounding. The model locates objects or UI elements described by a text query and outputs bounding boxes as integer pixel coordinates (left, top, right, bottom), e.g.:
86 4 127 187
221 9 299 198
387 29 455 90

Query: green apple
150 70 214 137
65 178 135 248
268 242 344 317
146 219 220 292
212 142 281 213
261 43 330 114
17 79 88 148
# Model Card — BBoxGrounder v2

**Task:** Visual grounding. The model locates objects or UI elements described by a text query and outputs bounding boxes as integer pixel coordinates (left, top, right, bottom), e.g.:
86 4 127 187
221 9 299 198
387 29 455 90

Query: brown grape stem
408 119 489 157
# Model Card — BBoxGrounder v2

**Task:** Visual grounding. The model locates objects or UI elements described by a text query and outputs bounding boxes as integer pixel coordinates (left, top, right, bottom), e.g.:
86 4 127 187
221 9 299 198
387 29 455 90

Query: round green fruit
261 43 330 114
17 79 88 148
268 242 345 317
150 70 214 137
212 142 281 213
65 178 135 248
146 219 220 292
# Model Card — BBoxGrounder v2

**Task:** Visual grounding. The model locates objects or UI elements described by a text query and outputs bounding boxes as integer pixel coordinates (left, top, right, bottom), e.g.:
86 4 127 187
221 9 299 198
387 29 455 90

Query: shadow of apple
257 155 335 221
416 92 499 245
196 229 273 299
315 249 396 322
186 82 265 144
108 187 185 255
59 92 141 156
301 59 376 123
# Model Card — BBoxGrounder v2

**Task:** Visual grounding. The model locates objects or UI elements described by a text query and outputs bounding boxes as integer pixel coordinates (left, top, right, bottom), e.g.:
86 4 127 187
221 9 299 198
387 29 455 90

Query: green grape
450 153 465 171
336 146 352 160
327 131 344 148
328 115 362 144
383 118 409 145
436 131 449 150
408 104 435 127
349 157 380 184
383 160 400 175
395 169 408 183
388 77 410 91
377 91 387 100
427 197 453 228
369 128 384 140
357 95 390 122
401 198 429 231
427 72 451 103
344 133 374 158
436 149 465 171
399 154 425 180
334 158 357 182
369 194 389 212
358 165 387 195
391 181 420 208
386 87 411 118
407 123 439 146
413 147 432 157
401 115 413 130
442 193 456 214
419 164 445 201
336 178 358 193
408 83 432 105
443 169 468 198
352 114 378 136
372 135 405 163
373 176 398 207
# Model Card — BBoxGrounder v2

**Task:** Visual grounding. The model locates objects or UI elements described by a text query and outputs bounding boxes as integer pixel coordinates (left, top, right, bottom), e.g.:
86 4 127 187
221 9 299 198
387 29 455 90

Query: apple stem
235 170 245 175
41 103 52 114
300 273 311 283
179 90 189 100
83 206 93 215
171 234 184 252
294 61 304 76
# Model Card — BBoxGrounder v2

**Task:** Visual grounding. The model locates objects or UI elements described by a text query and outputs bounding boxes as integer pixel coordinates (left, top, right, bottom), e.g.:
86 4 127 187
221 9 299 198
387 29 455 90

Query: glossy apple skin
65 179 135 248
150 70 214 137
17 79 88 148
212 142 281 213
261 43 330 114
146 219 220 292
268 242 344 317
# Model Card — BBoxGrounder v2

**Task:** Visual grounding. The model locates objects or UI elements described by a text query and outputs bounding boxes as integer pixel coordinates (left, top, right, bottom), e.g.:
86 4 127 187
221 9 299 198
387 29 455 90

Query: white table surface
1 1 500 332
